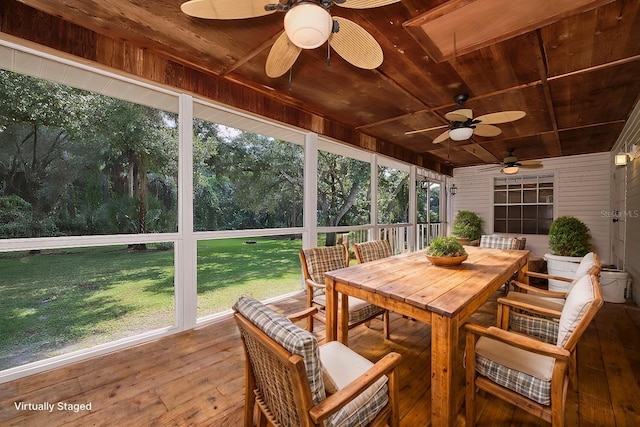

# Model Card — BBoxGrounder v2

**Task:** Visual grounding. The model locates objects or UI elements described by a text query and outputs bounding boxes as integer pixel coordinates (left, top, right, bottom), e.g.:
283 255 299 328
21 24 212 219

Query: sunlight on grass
196 237 303 318
0 237 304 371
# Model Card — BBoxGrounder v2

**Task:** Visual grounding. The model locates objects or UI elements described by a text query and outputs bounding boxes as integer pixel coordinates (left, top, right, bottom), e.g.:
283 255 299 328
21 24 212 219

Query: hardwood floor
1 292 640 426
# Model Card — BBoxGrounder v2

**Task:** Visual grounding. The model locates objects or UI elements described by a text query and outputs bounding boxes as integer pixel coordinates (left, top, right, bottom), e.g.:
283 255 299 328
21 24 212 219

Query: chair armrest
510 280 568 299
525 271 573 282
309 352 402 423
286 307 318 323
465 324 569 360
497 295 562 319
306 278 326 290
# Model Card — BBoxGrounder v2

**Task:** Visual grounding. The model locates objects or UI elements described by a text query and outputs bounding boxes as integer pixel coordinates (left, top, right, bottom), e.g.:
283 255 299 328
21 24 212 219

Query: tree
377 166 409 224
0 70 178 239
192 122 303 231
0 70 98 235
317 152 370 245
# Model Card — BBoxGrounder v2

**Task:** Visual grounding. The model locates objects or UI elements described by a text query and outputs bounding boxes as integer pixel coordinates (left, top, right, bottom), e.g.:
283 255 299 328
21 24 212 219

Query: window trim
493 173 555 235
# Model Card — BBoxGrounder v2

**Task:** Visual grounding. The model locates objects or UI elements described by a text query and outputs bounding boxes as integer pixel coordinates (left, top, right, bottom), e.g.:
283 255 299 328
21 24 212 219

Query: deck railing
324 222 443 255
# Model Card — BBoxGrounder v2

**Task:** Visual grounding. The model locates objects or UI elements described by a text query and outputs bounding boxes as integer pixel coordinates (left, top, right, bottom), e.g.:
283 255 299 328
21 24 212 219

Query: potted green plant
451 210 483 244
544 216 591 291
426 236 468 266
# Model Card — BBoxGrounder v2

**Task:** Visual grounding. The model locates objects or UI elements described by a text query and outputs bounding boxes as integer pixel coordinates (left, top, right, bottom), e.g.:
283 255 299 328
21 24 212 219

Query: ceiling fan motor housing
504 156 518 164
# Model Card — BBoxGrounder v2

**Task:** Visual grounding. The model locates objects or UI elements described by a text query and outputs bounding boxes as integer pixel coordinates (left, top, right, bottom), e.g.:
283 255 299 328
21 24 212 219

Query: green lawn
196 237 302 317
0 237 302 371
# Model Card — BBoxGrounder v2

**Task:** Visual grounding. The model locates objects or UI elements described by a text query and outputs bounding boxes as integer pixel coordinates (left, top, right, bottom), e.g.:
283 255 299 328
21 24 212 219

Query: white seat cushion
476 336 555 381
320 341 389 427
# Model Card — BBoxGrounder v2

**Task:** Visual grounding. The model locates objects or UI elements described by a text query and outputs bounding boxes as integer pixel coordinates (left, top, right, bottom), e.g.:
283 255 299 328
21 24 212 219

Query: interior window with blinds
494 174 554 235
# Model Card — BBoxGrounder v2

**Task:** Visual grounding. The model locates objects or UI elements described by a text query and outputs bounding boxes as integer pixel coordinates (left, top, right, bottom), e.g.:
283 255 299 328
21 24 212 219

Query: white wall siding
626 163 640 304
610 98 640 305
452 152 611 262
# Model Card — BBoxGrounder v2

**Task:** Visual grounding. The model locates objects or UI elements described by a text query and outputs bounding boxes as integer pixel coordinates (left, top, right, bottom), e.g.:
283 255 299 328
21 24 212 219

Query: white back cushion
557 274 595 347
566 252 595 294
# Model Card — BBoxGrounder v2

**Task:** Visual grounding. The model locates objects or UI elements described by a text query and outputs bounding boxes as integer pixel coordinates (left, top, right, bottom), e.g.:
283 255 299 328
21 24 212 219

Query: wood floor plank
0 295 639 426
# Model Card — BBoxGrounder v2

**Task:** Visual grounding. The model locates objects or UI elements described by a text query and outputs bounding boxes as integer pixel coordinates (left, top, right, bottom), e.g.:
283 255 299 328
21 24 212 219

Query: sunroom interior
1 0 640 425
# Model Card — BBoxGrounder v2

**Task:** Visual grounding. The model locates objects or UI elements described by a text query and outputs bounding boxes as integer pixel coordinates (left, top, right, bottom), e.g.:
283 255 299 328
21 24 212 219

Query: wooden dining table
323 246 530 427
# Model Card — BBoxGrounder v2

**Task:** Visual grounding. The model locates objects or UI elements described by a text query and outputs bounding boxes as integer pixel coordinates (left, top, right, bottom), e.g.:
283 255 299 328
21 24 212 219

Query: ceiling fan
405 94 526 143
181 0 399 78
482 148 543 175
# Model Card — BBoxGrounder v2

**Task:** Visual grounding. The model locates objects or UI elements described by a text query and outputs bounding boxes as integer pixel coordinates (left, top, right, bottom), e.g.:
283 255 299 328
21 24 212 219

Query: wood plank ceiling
1 0 639 175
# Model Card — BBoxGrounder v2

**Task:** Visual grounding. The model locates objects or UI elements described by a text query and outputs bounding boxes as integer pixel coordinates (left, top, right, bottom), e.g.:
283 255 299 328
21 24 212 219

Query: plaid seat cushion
354 240 392 263
476 336 555 406
313 295 385 324
479 235 520 250
509 312 559 344
233 295 326 405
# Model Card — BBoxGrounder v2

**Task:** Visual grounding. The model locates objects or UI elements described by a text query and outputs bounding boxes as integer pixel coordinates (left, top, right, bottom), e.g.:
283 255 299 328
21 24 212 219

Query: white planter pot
544 253 583 292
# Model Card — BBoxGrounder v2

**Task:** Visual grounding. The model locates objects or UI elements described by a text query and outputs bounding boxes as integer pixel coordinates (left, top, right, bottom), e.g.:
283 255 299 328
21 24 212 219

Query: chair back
353 240 392 264
300 245 349 287
233 295 325 427
557 273 603 351
566 252 601 293
479 235 520 250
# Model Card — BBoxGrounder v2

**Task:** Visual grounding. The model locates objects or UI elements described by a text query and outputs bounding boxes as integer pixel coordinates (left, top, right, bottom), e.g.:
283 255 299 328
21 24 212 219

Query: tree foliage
0 70 178 238
0 69 434 240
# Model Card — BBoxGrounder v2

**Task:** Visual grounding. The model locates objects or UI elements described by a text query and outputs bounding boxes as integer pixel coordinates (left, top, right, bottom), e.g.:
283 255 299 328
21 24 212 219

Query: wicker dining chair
497 252 601 328
465 273 603 427
233 295 401 427
352 240 392 264
299 244 389 339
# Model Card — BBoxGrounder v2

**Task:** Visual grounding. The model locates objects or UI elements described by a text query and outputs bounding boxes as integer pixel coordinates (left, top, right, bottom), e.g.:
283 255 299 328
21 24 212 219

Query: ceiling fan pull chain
326 43 331 70
288 68 293 91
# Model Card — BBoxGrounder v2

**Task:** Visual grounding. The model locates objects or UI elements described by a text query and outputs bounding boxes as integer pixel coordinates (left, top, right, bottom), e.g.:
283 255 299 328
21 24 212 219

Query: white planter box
544 253 582 291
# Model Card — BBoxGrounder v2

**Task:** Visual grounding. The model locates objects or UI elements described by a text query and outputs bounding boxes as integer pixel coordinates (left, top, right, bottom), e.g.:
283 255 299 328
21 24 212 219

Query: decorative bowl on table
426 254 468 266
425 236 468 266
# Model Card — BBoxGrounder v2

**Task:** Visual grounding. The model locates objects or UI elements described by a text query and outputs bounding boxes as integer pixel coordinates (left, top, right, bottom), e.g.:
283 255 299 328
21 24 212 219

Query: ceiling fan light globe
284 4 332 49
502 166 519 175
449 127 473 141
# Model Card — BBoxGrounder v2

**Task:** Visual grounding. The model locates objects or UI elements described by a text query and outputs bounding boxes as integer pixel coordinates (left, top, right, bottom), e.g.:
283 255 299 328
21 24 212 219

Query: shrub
548 216 591 257
427 236 467 257
451 210 483 241
0 195 33 238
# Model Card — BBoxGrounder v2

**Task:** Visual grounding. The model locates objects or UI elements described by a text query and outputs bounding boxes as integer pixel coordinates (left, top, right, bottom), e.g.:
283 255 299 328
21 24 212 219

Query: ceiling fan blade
337 0 401 9
404 124 448 135
479 165 501 171
519 162 543 169
475 111 526 125
181 0 275 19
329 17 383 70
432 130 450 144
473 124 502 137
265 32 302 78
445 109 472 122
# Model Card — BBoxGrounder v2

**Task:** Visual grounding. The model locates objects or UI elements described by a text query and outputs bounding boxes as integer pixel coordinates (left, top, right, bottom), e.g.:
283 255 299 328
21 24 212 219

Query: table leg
325 278 338 342
517 255 529 283
338 294 349 345
431 313 459 427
